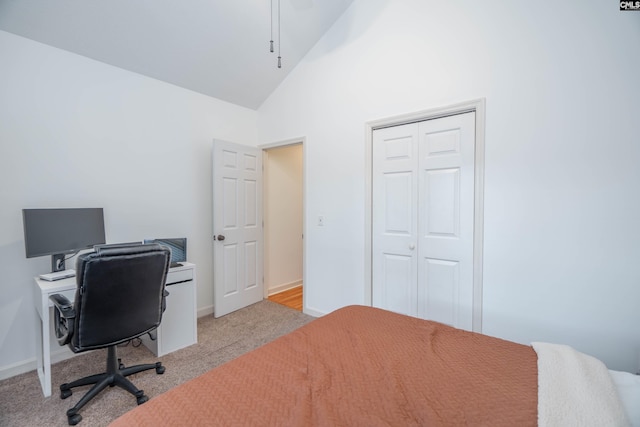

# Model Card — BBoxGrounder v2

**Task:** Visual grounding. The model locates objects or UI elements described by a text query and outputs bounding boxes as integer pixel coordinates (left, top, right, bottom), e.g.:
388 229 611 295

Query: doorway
263 142 304 311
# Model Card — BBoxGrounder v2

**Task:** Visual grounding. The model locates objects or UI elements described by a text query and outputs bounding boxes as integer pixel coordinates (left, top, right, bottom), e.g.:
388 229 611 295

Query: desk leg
35 301 52 397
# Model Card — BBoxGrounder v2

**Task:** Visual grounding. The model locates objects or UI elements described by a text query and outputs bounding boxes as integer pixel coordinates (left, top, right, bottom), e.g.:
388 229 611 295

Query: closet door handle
214 235 226 241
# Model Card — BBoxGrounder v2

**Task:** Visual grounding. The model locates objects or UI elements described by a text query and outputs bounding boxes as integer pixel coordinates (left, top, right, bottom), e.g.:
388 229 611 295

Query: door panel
223 244 238 296
223 178 238 228
418 113 475 329
245 241 257 290
372 124 419 316
384 172 413 234
213 140 263 318
381 253 415 316
424 168 460 237
418 258 460 326
245 179 257 226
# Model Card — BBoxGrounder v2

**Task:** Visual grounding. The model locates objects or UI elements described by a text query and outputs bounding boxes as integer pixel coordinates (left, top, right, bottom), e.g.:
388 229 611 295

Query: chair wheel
155 365 165 374
60 388 72 399
67 413 82 425
137 394 149 405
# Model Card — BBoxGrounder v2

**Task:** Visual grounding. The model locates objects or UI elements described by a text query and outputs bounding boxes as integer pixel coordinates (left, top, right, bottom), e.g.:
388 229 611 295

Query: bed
110 305 636 426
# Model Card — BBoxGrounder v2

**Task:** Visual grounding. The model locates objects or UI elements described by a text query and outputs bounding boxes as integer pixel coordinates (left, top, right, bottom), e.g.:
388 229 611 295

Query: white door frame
364 99 486 332
259 137 307 312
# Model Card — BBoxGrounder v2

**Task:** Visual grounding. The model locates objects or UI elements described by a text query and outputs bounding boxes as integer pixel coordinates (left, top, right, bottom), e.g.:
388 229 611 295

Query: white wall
264 144 303 294
257 0 640 371
2 0 639 378
0 30 258 376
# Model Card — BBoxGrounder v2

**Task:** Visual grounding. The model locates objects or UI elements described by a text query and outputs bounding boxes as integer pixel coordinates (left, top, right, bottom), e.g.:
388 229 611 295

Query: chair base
60 345 164 425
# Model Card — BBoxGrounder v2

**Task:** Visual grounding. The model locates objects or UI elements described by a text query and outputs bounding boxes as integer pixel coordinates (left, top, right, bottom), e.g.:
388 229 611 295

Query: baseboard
0 347 75 382
0 358 35 382
302 306 325 318
197 304 214 318
267 280 302 296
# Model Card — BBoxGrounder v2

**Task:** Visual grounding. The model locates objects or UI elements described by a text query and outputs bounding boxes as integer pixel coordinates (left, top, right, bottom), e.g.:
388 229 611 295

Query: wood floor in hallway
268 286 302 311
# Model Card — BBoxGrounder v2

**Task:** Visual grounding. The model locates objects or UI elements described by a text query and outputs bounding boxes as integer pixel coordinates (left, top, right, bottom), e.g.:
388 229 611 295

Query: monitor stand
51 254 66 272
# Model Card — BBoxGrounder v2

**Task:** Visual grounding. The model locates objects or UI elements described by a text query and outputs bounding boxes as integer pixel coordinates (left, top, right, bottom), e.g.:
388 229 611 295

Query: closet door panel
418 112 475 330
372 124 419 317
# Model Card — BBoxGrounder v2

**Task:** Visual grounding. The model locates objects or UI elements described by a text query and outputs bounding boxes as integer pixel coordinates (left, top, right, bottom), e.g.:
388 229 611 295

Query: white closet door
417 112 475 330
372 123 419 317
372 112 476 330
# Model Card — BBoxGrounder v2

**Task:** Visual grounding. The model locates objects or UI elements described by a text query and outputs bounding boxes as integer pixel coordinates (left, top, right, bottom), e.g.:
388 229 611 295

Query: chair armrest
50 294 75 318
161 289 169 313
49 294 75 346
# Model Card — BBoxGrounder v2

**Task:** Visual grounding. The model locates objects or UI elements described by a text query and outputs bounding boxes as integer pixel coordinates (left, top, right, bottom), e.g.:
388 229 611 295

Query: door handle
214 235 225 241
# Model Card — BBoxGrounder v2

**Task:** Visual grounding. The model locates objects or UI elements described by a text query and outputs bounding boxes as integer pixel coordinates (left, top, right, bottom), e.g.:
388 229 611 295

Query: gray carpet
0 301 314 427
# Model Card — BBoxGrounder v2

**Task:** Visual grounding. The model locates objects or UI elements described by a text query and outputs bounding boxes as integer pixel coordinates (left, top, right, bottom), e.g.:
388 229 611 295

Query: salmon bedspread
110 305 538 426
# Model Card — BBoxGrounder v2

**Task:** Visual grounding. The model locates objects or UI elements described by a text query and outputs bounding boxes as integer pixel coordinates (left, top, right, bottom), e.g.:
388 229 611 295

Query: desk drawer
166 268 193 285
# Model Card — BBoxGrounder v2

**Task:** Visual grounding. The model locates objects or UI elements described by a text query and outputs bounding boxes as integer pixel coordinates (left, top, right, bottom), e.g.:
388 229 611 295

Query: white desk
33 263 197 397
140 263 198 356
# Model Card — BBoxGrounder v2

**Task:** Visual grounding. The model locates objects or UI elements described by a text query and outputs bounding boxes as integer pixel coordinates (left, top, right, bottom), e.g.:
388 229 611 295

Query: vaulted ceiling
0 0 354 109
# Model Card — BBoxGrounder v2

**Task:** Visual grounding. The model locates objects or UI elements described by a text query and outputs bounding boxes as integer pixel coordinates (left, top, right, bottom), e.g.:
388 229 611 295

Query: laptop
143 238 187 268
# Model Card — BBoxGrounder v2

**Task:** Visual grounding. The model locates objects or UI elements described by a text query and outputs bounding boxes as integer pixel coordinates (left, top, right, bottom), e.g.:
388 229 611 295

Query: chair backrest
70 243 171 352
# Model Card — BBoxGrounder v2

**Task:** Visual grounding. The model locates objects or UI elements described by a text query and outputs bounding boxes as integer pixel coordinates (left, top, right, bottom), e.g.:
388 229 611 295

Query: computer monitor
143 238 186 268
22 208 106 272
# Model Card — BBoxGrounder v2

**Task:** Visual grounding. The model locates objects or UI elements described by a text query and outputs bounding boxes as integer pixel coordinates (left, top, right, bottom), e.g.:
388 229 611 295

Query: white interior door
372 123 419 316
417 112 475 330
372 112 476 330
212 140 263 318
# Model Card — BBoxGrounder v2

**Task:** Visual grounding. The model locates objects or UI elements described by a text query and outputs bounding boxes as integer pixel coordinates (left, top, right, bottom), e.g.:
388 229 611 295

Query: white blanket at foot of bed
532 342 630 427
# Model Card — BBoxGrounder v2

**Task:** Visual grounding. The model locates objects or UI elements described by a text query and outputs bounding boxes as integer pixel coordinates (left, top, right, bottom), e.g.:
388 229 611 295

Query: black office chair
50 243 171 425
